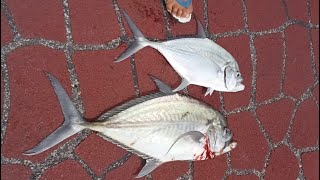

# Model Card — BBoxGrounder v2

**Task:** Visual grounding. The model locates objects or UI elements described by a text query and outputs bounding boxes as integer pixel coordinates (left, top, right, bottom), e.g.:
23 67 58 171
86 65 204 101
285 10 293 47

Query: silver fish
24 73 237 178
115 9 245 96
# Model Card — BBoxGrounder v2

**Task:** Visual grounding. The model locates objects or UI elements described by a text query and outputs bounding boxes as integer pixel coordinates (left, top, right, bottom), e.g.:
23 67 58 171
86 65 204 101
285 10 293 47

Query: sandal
166 0 192 23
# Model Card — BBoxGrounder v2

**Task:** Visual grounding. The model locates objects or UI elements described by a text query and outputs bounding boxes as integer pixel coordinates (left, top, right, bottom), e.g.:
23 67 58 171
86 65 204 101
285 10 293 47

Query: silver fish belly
23 73 237 178
115 9 245 95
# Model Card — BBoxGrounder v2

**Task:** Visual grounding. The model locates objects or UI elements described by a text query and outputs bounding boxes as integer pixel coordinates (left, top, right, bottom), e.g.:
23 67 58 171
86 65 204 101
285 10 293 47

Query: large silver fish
115 9 245 96
24 73 237 178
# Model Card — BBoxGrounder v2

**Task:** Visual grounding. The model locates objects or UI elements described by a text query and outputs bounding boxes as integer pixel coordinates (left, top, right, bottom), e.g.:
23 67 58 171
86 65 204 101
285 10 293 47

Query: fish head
207 127 233 153
224 66 245 92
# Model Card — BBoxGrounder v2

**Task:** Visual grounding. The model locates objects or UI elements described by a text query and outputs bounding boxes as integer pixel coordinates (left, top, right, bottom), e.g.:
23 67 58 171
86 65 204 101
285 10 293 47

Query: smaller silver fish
115 9 245 96
24 73 237 178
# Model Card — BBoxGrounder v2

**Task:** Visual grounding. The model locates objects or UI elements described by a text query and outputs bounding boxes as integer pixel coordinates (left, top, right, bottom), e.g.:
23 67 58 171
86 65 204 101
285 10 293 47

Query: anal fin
204 87 214 96
173 79 189 92
135 159 162 178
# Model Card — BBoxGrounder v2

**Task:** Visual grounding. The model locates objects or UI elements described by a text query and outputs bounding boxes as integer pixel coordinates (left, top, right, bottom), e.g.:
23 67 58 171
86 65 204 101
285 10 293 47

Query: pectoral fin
135 159 162 178
173 79 189 92
164 131 205 157
205 88 214 96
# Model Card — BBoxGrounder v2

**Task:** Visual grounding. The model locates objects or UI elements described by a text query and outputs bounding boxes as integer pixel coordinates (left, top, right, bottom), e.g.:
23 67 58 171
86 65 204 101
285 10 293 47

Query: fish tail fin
115 9 151 63
23 72 86 156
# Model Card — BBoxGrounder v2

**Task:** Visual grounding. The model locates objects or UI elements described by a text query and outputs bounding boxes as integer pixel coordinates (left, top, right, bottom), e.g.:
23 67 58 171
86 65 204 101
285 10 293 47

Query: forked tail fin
115 9 150 62
23 72 86 155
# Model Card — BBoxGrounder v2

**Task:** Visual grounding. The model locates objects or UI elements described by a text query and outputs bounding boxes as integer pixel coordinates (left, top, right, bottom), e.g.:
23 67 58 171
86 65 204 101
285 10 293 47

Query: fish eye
236 73 240 77
224 128 231 136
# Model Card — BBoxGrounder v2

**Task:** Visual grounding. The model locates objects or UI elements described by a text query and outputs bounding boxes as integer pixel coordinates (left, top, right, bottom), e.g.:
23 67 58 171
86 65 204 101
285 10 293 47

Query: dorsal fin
97 76 174 121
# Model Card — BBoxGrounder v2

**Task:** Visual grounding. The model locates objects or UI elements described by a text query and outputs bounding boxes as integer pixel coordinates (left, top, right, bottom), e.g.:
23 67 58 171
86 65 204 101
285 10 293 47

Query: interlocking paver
42 160 92 180
285 0 309 21
228 112 269 169
291 99 319 148
207 0 244 33
284 25 314 98
264 146 298 179
311 0 319 24
301 152 319 179
6 0 66 41
1 164 31 180
256 99 295 142
193 154 227 180
69 0 120 44
75 134 127 174
246 0 286 31
255 33 284 102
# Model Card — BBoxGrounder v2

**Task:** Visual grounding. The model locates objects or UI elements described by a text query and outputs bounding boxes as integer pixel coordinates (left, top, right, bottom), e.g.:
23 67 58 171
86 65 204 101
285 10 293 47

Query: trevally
24 73 237 178
115 9 245 96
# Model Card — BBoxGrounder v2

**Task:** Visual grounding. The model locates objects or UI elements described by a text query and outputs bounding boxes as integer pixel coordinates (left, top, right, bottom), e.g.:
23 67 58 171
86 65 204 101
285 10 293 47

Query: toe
177 9 183 17
172 6 178 16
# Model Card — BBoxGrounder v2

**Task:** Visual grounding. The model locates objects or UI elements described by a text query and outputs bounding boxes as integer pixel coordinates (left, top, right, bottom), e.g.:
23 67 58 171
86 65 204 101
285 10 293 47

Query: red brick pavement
1 0 319 179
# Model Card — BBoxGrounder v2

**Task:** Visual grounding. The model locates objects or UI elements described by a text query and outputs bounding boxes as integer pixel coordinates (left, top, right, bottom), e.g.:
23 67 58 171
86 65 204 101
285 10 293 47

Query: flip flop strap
176 0 192 8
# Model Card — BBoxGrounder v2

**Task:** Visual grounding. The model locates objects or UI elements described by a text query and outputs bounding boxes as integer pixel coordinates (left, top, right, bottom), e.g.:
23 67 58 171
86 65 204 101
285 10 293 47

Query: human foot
166 0 193 23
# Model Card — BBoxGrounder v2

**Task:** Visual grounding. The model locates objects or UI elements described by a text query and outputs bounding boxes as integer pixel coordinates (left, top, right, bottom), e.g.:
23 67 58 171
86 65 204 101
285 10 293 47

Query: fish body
24 73 237 178
116 10 245 95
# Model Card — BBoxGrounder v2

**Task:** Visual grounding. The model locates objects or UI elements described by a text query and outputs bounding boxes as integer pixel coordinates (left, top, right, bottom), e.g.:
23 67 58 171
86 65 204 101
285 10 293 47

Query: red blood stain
194 135 215 160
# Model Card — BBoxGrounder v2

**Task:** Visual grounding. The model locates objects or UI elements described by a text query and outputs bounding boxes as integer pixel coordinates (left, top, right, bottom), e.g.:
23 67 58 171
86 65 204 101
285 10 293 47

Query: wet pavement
1 0 319 179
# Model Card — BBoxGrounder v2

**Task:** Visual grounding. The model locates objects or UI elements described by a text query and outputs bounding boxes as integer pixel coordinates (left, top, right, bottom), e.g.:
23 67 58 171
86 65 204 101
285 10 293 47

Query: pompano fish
115 9 245 96
24 73 237 178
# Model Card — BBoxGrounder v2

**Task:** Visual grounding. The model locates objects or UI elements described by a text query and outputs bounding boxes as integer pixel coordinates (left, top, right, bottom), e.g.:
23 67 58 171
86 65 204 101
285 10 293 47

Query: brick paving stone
2 46 70 160
69 0 120 44
312 29 319 76
284 25 314 98
1 164 32 180
265 146 298 179
227 112 268 169
285 0 309 21
6 0 66 42
104 155 142 180
151 161 189 180
291 99 319 148
256 99 295 142
75 134 127 175
255 33 283 102
194 154 227 180
246 0 286 31
1 0 319 179
42 160 91 180
217 35 251 110
170 16 197 37
72 50 135 119
207 0 244 33
188 86 221 110
302 152 319 180
117 0 166 39
311 0 319 24
1 14 12 45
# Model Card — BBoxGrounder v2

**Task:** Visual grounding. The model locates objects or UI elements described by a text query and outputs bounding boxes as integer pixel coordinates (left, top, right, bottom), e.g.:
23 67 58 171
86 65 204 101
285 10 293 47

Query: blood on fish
194 135 215 160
